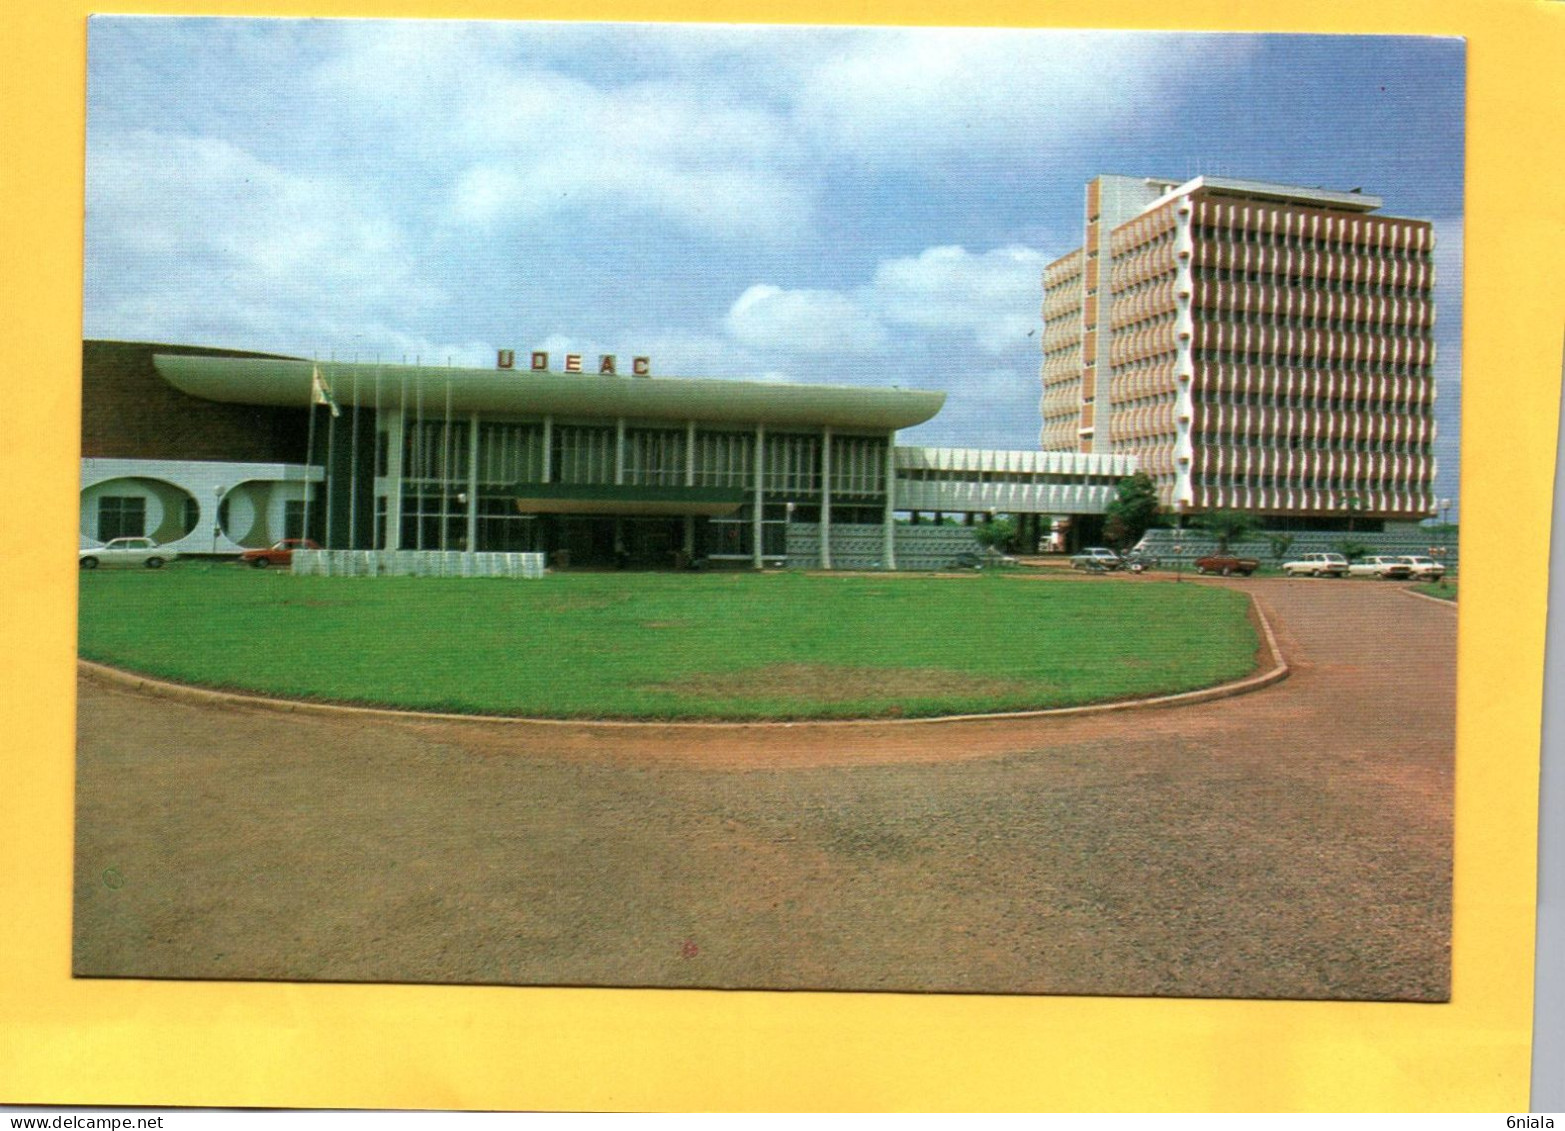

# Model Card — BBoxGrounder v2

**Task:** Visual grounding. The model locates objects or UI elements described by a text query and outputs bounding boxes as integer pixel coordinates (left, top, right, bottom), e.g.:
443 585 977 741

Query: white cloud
315 29 813 242
723 243 1045 360
81 129 500 366
630 330 764 377
870 245 1045 354
85 130 440 326
795 29 1257 163
725 284 889 354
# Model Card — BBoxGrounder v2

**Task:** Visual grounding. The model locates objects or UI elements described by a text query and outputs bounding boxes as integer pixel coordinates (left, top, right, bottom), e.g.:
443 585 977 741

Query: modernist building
81 341 1133 567
1042 175 1438 527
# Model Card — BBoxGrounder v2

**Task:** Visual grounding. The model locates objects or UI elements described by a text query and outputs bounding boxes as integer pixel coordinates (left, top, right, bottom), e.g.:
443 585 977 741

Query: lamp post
1439 496 1453 587
1173 542 1184 584
210 484 226 563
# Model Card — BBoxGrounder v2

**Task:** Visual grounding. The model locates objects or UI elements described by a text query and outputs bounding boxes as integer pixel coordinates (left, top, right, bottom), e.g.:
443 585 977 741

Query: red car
239 538 320 568
1194 554 1260 577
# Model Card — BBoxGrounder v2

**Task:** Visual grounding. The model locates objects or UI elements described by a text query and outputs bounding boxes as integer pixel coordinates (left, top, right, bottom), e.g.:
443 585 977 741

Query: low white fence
292 550 547 579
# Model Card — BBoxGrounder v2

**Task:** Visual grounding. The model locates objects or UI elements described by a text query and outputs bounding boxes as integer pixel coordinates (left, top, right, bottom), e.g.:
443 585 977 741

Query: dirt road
73 580 1453 999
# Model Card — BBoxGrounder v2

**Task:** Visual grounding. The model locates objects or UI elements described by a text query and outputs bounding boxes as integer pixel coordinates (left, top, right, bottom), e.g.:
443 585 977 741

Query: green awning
510 483 748 517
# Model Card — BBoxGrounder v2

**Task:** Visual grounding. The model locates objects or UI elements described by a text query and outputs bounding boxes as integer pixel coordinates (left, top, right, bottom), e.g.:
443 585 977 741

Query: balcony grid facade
1040 174 1439 521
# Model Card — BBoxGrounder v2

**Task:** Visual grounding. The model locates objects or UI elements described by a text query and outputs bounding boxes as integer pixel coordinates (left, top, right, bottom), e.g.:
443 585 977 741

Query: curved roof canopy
154 355 946 431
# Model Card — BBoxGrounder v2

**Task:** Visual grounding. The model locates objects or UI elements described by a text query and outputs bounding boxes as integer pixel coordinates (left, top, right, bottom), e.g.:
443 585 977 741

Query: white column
820 427 833 570
541 415 553 484
883 431 897 570
615 417 626 485
466 411 479 554
386 408 405 550
753 423 765 569
1172 194 1197 511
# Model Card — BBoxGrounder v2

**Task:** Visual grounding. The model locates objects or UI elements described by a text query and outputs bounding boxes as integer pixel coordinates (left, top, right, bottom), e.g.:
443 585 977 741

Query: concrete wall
1133 526 1460 573
81 457 321 552
786 523 982 570
82 341 310 463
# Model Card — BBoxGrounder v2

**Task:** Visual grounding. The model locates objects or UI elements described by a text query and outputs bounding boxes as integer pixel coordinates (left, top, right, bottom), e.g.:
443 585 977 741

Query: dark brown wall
82 341 311 462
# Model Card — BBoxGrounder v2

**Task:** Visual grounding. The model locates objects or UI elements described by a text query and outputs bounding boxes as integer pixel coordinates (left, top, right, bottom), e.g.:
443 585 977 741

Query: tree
1333 538 1372 562
1191 509 1261 554
1103 473 1163 551
1102 512 1132 550
1265 533 1295 563
972 515 1018 554
1337 491 1367 533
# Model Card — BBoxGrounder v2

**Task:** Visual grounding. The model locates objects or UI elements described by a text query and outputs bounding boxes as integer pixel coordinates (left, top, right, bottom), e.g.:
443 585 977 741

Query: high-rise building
1041 175 1438 527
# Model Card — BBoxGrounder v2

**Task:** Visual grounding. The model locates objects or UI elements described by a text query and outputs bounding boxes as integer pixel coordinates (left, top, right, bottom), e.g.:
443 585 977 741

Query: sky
84 19 1465 506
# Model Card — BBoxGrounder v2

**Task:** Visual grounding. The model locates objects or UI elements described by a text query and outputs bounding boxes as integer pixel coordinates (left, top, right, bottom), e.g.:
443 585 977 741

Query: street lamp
1172 542 1184 584
1439 496 1454 586
210 483 226 562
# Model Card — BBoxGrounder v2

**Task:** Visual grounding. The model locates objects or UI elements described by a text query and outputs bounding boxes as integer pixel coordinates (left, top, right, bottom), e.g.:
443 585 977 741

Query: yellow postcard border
2 0 1560 1112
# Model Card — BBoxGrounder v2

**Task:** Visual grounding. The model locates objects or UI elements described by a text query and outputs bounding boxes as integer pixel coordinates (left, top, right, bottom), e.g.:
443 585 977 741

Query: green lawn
1411 581 1457 602
78 567 1259 720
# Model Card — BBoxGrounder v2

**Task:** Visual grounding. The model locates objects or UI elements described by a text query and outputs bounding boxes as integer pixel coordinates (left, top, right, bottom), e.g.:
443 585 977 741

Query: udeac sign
496 349 651 377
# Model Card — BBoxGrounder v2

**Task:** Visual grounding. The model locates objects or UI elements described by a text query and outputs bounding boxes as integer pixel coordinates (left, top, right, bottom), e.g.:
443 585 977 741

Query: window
97 496 145 540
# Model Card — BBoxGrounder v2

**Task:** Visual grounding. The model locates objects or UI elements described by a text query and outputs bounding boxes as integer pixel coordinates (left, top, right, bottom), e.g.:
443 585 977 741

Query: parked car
1397 554 1447 581
1282 552 1350 577
239 538 321 568
1070 547 1123 571
1348 555 1413 580
79 537 175 570
949 551 985 570
1194 554 1260 577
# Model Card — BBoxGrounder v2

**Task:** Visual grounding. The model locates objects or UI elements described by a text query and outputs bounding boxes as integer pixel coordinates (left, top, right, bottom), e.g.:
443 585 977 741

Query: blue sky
84 19 1464 505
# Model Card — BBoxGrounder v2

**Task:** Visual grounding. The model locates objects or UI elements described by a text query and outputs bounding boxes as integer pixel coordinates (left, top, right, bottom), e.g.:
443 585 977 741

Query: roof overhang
153 355 946 432
1146 176 1383 215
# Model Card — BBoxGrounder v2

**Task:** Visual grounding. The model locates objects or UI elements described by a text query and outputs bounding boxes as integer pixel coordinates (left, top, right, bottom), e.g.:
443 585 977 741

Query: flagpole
303 360 318 547
374 358 383 550
325 357 337 550
397 361 407 551
441 360 452 553
414 356 424 551
349 361 359 551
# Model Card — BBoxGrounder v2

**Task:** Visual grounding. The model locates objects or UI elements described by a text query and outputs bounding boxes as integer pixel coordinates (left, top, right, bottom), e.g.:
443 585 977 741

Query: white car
1347 555 1413 580
79 537 176 570
1070 547 1123 571
1398 554 1447 580
1282 552 1349 578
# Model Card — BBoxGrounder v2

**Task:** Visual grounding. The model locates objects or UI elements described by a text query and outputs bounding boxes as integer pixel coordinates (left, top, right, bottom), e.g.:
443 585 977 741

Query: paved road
74 580 1454 999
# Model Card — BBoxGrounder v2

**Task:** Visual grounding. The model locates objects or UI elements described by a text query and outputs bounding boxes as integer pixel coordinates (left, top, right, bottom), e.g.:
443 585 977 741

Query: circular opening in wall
80 477 199 545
